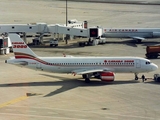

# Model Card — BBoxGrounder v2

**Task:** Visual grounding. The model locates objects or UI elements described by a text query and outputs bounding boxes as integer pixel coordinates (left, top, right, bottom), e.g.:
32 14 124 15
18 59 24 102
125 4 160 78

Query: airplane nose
152 64 158 71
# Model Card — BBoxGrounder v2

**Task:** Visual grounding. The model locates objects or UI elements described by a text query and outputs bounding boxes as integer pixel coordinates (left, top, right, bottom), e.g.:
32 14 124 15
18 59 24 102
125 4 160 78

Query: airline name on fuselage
104 60 134 62
12 42 24 44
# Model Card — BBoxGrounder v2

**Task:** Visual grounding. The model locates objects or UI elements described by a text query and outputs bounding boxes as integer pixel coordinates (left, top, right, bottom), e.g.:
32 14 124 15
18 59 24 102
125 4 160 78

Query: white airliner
5 34 158 83
101 28 160 43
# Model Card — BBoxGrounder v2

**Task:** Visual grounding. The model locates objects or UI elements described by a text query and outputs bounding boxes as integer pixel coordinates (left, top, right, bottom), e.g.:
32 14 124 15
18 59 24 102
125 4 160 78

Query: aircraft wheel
135 76 138 80
134 73 139 80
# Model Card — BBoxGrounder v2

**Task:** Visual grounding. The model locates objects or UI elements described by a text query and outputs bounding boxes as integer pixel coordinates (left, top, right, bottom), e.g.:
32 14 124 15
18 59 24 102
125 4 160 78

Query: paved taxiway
0 0 160 120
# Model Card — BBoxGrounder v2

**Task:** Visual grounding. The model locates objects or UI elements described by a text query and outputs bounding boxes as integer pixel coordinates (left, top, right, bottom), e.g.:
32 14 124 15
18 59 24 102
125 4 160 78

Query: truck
50 39 58 47
145 46 160 59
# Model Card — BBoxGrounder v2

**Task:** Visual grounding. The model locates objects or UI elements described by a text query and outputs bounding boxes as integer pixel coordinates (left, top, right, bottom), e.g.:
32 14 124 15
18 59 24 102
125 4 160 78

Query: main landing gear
82 74 91 83
136 39 142 44
134 73 139 80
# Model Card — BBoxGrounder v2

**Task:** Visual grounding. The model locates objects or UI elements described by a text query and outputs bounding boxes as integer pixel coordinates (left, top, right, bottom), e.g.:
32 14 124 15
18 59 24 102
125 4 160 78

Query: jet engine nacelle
153 32 160 37
100 72 115 82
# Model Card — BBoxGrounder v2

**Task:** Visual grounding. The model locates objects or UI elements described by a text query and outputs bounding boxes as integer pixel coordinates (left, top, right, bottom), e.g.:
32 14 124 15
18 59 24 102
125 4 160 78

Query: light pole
65 0 68 44
66 0 68 27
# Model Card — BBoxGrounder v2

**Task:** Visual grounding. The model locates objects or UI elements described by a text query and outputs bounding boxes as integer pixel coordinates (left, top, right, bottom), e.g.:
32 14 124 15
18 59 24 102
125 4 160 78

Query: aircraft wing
72 68 109 75
130 36 145 40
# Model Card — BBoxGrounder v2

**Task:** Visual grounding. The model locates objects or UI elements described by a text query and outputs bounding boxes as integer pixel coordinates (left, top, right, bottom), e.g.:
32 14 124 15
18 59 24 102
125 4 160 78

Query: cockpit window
146 61 151 64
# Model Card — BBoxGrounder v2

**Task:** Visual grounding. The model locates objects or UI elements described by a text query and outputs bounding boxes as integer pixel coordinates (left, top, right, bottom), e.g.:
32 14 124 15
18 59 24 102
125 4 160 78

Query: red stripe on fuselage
15 55 48 65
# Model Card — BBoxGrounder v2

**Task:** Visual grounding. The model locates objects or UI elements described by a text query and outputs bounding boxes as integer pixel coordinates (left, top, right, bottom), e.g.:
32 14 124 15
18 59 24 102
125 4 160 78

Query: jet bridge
0 21 89 43
0 23 48 43
0 23 48 34
48 24 88 37
0 20 103 45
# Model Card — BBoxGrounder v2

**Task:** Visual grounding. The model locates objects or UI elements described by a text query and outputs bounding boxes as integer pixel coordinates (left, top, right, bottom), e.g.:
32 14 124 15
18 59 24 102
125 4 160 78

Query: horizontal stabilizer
14 61 28 65
5 59 28 65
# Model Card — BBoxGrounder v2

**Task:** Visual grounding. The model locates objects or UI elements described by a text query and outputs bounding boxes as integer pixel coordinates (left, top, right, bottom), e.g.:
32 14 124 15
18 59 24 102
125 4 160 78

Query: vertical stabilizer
9 34 38 59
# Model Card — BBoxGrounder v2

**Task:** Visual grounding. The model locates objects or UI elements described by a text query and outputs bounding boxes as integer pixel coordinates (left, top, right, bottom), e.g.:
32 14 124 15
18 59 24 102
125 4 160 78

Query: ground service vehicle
145 46 160 59
79 37 106 47
154 74 160 82
50 39 58 47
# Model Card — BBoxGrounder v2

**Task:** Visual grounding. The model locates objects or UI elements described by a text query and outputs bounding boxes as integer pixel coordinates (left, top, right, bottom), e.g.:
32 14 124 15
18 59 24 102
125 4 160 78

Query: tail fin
8 34 38 59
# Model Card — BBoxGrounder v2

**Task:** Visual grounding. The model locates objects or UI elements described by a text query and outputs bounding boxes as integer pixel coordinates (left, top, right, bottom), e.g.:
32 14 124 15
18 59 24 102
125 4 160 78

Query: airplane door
36 62 41 69
136 59 141 68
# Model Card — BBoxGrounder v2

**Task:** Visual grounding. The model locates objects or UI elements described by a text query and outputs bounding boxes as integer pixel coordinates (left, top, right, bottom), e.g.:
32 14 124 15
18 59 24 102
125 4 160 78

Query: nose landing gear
135 73 139 80
134 73 146 82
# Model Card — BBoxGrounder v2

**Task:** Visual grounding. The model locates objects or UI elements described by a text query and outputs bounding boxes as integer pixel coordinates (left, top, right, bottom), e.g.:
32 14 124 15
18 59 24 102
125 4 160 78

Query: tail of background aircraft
8 34 38 59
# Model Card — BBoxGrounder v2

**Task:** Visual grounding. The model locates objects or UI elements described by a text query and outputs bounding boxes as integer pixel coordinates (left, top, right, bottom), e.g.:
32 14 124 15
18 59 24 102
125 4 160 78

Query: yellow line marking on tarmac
0 96 28 108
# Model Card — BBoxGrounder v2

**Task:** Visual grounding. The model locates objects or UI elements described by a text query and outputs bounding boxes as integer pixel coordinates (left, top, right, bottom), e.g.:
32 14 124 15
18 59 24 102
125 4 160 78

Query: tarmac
0 0 160 120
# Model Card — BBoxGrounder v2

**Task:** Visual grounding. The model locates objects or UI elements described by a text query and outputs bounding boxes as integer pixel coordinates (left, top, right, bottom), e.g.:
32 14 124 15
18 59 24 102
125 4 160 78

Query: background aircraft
101 28 160 43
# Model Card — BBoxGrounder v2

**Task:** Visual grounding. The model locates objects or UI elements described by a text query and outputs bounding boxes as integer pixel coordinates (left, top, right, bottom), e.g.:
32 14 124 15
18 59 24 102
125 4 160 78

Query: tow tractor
153 74 160 82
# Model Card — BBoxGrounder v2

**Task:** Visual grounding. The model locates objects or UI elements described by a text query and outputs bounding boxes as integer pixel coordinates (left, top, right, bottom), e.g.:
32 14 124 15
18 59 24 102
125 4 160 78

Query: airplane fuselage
7 56 157 74
102 28 160 38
